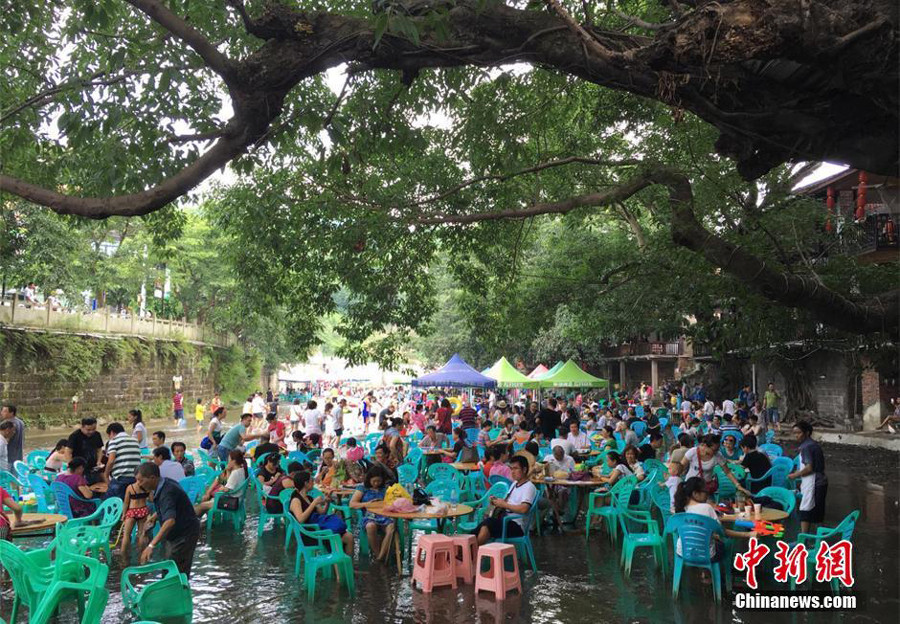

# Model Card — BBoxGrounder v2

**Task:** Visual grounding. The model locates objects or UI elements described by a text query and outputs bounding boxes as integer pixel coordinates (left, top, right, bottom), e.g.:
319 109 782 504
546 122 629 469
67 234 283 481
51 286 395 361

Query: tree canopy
2 1 898 366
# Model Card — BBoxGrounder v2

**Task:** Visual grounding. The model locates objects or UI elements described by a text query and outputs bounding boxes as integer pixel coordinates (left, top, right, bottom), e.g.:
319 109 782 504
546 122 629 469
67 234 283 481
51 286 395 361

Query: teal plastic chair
495 487 542 571
179 475 207 505
650 483 674 528
27 450 50 471
206 477 249 535
755 486 796 516
764 430 776 444
27 473 56 513
121 560 193 623
712 465 737 503
665 513 727 602
620 508 667 577
397 464 418 489
746 462 792 490
634 467 660 510
252 477 286 537
426 463 462 486
50 481 100 520
790 510 860 593
632 421 647 438
29 551 109 624
279 489 300 548
458 482 509 533
643 459 668 479
759 443 783 459
287 450 313 467
284 513 355 599
585 476 637 544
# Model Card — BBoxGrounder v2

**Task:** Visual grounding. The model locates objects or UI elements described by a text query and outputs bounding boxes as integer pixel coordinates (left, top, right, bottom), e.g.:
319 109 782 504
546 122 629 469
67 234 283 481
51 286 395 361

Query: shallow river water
4 432 898 624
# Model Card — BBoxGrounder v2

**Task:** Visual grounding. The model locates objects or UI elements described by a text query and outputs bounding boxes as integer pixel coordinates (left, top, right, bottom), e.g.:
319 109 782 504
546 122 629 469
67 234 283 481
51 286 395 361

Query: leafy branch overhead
1 0 896 217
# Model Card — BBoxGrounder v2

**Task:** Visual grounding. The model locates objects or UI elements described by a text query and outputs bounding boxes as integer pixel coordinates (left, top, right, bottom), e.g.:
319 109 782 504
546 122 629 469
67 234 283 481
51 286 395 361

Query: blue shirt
220 424 246 450
154 477 199 540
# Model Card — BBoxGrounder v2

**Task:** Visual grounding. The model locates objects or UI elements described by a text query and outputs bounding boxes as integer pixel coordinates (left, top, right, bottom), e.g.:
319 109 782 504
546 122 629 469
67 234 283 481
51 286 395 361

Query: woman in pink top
0 485 25 540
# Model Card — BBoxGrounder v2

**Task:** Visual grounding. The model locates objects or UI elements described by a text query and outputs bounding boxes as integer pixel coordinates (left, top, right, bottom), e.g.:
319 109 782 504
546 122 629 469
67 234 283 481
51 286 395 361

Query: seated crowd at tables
11 385 829 587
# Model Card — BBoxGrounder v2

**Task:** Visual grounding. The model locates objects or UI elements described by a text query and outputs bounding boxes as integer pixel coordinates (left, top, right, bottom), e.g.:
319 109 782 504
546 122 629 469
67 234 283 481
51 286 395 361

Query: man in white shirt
152 447 185 483
722 398 736 417
566 420 590 450
703 399 715 416
475 455 537 545
251 393 267 418
0 421 14 471
242 396 253 416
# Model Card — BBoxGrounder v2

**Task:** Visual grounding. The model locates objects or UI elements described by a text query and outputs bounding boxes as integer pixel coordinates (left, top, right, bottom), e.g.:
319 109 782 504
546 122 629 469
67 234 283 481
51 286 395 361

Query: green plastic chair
0 539 74 623
121 560 193 623
458 482 509 533
643 459 668 479
279 489 300 548
29 551 109 624
55 524 115 562
426 463 462 486
585 476 637 544
755 486 796 516
252 477 286 537
712 465 737 503
284 513 355 599
206 477 249 535
619 508 668 577
790 510 860 593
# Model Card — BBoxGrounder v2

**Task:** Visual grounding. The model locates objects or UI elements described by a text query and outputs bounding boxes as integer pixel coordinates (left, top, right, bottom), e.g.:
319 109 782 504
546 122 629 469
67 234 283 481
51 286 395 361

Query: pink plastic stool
451 534 478 584
412 534 458 593
475 543 522 599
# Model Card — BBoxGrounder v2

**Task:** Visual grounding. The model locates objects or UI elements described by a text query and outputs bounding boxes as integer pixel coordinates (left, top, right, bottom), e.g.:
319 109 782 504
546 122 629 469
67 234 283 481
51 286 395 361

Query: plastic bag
384 483 412 505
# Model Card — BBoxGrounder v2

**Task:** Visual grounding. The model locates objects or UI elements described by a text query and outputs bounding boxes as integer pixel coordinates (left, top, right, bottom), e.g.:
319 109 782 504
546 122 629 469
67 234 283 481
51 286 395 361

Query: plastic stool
412 534 458 593
475 543 522 599
451 534 478 584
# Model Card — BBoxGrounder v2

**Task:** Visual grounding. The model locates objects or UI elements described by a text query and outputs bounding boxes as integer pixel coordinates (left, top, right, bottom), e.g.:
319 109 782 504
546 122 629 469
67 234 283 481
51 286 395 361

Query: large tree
2 0 898 355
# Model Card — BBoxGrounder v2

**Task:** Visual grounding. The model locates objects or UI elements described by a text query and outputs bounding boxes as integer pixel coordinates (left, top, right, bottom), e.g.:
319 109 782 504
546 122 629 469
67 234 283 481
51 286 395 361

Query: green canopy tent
536 361 565 380
538 359 608 389
484 357 540 389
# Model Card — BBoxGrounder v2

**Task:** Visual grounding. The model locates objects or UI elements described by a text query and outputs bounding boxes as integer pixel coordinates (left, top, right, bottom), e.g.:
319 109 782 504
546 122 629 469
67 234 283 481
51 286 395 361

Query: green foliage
214 344 261 403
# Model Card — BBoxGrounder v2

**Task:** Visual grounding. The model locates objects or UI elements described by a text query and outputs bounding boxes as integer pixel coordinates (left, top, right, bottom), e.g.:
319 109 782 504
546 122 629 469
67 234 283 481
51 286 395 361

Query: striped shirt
107 432 142 479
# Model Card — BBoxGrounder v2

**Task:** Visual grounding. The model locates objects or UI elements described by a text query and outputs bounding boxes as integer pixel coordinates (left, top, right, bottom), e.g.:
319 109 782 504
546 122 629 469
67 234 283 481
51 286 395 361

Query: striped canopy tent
537 359 608 388
484 357 540 389
535 361 564 380
527 364 549 379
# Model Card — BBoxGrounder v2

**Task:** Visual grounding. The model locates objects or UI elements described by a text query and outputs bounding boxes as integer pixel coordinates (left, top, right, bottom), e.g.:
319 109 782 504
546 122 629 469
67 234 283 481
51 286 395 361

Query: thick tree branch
418 163 899 336
3 1 896 217
124 0 237 84
0 123 253 218
613 9 674 31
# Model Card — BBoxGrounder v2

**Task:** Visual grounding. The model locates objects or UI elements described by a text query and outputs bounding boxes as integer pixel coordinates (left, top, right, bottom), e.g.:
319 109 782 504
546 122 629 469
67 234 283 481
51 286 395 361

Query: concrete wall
0 330 220 428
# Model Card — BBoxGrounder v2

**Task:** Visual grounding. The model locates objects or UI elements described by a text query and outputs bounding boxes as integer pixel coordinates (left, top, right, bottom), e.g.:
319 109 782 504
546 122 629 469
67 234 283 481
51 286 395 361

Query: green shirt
220 424 246 449
764 390 779 409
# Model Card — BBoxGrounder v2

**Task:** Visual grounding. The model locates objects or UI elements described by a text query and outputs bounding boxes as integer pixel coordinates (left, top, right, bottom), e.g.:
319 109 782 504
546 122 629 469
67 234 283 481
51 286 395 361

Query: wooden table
5 512 67 536
532 476 606 523
721 507 790 523
362 502 474 572
450 462 481 472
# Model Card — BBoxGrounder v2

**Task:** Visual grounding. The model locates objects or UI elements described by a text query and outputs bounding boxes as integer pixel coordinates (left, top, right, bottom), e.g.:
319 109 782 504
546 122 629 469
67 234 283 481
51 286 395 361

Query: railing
603 341 685 357
0 299 235 347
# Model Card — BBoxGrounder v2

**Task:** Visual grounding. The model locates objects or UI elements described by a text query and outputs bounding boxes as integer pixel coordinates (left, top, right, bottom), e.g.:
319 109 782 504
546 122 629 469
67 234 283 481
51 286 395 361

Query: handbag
412 487 431 506
216 495 240 511
696 452 719 494
309 511 348 534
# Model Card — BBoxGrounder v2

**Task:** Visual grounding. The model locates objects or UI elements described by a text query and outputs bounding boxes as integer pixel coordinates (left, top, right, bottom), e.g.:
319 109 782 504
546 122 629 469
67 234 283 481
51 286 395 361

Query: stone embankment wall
0 327 257 428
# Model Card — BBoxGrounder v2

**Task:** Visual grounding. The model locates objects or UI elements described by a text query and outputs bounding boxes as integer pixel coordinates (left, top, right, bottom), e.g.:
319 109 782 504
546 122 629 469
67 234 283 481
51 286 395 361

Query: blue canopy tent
411 353 497 389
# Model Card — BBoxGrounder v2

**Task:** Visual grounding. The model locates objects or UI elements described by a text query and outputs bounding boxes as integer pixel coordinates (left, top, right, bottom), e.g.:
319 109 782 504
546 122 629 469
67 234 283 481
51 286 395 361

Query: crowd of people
1 378 832 582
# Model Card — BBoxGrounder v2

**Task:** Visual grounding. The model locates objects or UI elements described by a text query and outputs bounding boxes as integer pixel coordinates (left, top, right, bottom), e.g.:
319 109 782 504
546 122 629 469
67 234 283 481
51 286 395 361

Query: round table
721 507 790 523
5 512 67 536
532 476 606 523
363 502 474 572
450 462 481 472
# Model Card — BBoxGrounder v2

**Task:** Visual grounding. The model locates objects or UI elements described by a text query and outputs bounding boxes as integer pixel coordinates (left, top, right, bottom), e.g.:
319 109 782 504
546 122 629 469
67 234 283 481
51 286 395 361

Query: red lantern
855 171 868 221
825 186 834 233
